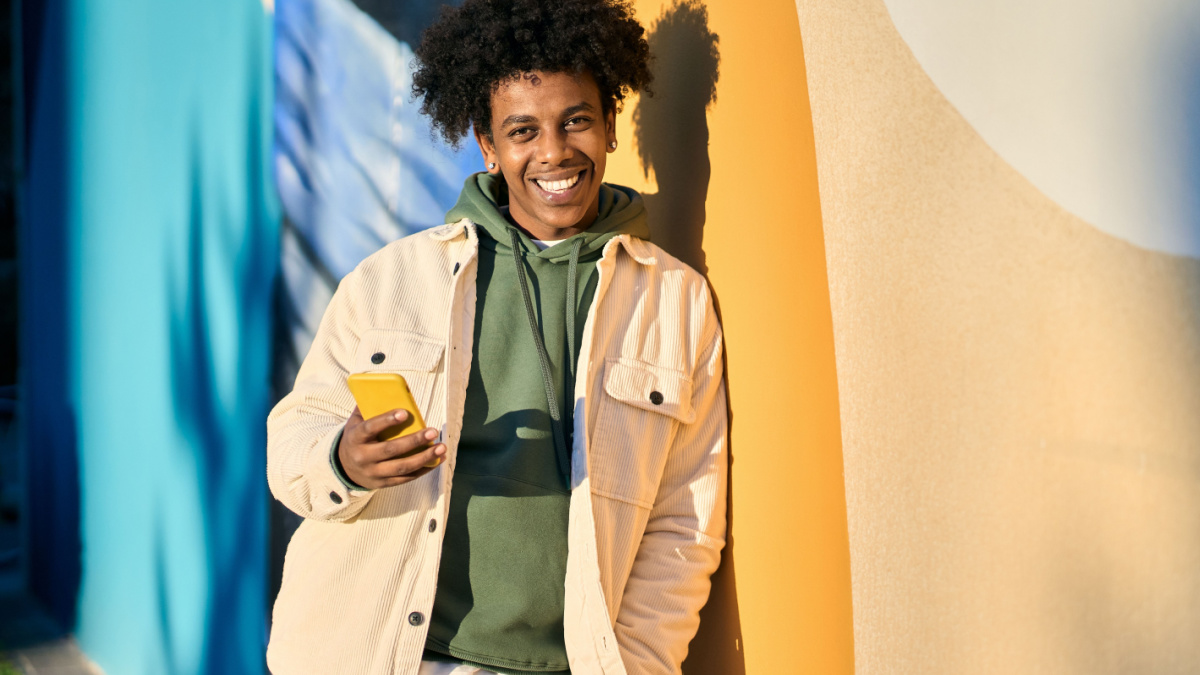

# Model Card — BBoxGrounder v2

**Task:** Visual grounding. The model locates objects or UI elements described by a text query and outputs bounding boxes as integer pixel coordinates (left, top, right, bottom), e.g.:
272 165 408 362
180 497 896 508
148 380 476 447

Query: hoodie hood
446 172 650 261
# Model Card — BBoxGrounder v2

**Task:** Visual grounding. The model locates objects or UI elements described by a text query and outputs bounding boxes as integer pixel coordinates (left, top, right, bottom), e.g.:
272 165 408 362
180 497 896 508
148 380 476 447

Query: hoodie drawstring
509 229 584 487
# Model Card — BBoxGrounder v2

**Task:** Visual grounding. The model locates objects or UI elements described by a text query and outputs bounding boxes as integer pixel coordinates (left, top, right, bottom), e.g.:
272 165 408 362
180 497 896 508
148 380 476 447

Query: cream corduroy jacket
266 220 728 675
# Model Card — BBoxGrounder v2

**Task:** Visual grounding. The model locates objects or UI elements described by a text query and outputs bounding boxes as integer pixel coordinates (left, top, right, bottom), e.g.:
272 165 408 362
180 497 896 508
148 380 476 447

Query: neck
504 197 601 241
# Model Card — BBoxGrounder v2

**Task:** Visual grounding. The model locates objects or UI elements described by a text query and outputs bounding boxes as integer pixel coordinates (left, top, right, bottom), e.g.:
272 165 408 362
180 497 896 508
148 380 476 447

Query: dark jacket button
371 352 385 364
408 611 425 626
428 519 437 533
329 491 343 504
453 262 460 274
649 391 664 405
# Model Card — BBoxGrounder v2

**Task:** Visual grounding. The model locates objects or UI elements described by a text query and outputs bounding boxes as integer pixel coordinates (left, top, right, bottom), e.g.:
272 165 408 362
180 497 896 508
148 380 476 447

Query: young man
266 1 727 673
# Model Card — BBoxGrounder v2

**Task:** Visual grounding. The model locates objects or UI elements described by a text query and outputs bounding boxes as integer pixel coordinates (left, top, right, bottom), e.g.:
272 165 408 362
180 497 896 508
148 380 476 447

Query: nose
536 127 573 165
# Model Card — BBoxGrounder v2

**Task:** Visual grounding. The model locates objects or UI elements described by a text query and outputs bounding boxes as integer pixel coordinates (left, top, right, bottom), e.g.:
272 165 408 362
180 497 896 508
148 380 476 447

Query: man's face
476 70 616 241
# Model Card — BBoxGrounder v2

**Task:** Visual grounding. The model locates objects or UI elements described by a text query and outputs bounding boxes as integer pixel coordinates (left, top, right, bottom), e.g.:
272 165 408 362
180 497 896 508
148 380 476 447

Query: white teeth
536 173 581 193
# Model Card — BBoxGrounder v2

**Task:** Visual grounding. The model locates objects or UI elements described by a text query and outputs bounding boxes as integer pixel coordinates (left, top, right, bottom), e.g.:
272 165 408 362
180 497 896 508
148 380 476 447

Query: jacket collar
604 234 658 266
429 218 471 241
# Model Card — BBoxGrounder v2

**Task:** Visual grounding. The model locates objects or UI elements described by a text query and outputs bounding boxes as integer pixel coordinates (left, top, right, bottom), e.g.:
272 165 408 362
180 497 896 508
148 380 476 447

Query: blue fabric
20 0 279 673
273 0 478 367
20 0 80 631
20 0 475 671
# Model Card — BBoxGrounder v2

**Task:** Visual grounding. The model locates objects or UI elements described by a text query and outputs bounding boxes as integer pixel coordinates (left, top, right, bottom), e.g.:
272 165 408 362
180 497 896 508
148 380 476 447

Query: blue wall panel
21 0 81 631
22 0 279 672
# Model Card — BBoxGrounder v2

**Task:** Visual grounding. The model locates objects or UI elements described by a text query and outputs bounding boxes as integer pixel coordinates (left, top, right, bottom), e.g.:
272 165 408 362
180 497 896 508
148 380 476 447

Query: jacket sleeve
613 301 729 674
267 268 377 521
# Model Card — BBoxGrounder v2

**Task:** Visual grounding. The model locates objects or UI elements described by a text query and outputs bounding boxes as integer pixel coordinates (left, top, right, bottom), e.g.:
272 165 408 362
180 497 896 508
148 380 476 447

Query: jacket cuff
302 425 373 519
329 428 370 492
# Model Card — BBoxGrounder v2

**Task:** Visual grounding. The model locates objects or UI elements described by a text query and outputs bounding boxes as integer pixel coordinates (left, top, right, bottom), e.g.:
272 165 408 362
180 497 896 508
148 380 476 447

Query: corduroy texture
266 220 727 674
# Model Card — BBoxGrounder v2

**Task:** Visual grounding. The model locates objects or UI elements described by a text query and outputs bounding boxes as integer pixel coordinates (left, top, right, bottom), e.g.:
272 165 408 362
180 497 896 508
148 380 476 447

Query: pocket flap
354 329 444 373
602 358 695 423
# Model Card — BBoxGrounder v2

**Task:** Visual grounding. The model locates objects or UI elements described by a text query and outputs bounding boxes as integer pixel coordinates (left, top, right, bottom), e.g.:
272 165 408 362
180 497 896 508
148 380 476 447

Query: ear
604 107 617 152
475 125 499 173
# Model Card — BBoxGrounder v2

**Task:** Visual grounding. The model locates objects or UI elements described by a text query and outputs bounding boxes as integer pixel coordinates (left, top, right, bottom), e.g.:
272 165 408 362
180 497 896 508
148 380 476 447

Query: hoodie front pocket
352 329 445 424
588 357 694 509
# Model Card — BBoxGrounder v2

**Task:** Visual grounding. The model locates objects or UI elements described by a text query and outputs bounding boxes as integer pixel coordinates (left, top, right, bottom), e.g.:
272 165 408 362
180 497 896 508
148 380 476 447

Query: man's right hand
337 407 446 489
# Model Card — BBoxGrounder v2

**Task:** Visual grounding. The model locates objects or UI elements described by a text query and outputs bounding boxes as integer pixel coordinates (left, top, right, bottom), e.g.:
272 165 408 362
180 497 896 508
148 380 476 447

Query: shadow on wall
634 0 720 276
634 3 743 673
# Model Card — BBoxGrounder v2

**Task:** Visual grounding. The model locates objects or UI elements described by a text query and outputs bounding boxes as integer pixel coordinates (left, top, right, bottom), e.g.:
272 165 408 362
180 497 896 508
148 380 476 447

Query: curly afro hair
412 0 652 145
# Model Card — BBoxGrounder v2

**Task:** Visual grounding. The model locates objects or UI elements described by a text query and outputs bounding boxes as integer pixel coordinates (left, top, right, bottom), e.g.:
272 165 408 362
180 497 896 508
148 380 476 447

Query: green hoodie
424 173 649 673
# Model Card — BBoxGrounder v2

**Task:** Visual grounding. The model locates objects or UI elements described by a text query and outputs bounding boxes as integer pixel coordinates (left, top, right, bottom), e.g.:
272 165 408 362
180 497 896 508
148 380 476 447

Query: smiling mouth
533 172 582 194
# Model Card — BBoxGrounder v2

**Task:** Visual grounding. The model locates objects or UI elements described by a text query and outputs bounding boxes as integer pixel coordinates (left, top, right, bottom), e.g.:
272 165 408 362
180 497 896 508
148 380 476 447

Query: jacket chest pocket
352 329 445 425
588 358 695 509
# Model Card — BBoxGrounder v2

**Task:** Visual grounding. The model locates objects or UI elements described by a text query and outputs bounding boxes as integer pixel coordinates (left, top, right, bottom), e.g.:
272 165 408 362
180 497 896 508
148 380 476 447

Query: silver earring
488 162 496 170
609 141 617 149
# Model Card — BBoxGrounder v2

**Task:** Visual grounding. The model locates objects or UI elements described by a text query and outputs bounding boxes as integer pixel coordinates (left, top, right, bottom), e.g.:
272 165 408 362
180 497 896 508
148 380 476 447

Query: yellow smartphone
347 372 440 467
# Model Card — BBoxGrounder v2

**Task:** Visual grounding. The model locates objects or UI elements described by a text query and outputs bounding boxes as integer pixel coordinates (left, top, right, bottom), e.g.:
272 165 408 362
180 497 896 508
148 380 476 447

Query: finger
374 427 439 460
377 464 437 487
342 408 364 449
376 443 446 479
353 408 411 443
345 406 366 441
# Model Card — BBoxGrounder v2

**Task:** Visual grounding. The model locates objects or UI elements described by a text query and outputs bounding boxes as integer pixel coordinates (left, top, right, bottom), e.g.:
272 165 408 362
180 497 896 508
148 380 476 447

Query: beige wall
794 0 1200 672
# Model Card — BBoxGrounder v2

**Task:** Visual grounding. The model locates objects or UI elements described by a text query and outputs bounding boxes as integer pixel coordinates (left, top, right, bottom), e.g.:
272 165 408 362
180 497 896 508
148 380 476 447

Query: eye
565 116 593 130
508 126 535 140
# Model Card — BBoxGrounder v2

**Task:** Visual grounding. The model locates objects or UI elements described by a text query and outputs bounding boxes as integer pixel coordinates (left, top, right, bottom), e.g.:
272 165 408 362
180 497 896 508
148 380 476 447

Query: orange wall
604 0 855 671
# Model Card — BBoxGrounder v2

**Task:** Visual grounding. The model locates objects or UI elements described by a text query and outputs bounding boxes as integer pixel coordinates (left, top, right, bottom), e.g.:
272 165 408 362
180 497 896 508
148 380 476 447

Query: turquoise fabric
37 2 279 673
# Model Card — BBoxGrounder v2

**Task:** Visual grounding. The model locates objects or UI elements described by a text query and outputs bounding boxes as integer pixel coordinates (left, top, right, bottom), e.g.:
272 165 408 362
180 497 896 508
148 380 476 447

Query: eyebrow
499 114 537 128
561 102 597 117
499 101 597 128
